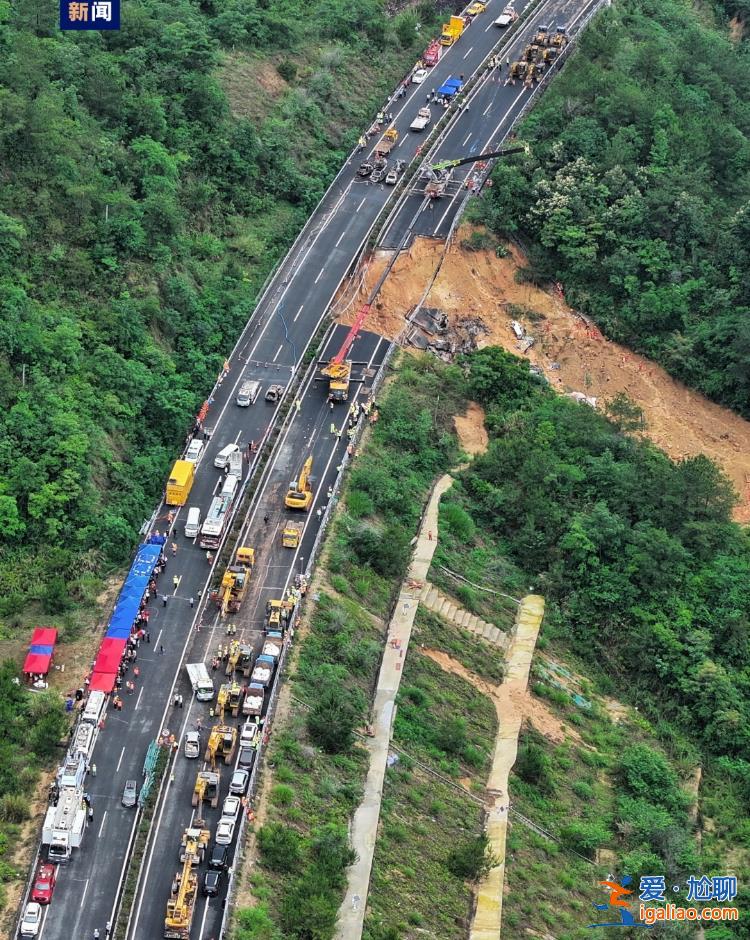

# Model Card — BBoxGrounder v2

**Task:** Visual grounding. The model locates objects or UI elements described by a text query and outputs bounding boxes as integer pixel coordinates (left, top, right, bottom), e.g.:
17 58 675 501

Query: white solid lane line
116 746 125 773
97 811 107 839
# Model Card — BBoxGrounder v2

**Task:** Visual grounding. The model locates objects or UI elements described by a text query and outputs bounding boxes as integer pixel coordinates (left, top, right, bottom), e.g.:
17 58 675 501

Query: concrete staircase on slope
420 582 509 651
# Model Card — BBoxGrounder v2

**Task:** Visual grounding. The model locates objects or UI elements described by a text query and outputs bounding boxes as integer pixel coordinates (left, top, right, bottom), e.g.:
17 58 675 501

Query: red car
30 863 56 905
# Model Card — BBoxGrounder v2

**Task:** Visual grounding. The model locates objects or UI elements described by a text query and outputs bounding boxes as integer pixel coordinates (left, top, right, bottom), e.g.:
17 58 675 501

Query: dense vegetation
478 0 750 416
0 0 433 620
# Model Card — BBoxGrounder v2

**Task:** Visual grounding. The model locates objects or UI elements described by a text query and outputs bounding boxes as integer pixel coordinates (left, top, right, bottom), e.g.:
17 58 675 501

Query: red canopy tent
23 627 58 676
89 671 118 694
93 637 127 674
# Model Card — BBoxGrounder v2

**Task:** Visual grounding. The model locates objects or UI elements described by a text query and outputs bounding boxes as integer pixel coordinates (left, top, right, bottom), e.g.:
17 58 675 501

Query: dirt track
341 231 750 523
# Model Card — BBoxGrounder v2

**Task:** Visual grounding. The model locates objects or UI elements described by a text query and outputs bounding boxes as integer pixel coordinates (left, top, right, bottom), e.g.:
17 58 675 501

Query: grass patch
414 608 505 684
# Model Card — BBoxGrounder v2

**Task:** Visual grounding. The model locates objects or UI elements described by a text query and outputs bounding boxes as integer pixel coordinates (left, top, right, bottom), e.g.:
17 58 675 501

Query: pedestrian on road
174 692 180 707
263 514 269 525
207 552 214 565
316 508 323 520
295 399 301 412
329 400 334 410
133 666 140 679
93 929 100 939
160 644 165 655
91 763 97 777
146 630 151 643
330 422 336 435
190 596 194 608
88 807 94 822
171 542 177 556
173 575 179 590
144 590 150 604
106 921 112 938
162 594 168 607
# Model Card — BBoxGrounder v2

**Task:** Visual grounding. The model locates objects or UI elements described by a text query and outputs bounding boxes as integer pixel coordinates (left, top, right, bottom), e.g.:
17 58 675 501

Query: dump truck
191 771 220 809
440 14 466 45
166 460 196 507
262 632 283 663
422 38 441 66
242 683 265 719
285 456 313 510
375 127 399 158
251 654 275 688
164 831 201 939
282 522 302 548
410 107 431 132
186 663 214 702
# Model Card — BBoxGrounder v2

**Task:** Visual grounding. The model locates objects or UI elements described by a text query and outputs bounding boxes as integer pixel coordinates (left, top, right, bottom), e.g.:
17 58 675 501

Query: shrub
277 59 297 82
270 784 294 807
514 741 554 794
307 684 364 754
0 794 30 823
446 834 499 882
257 823 301 873
559 820 611 858
441 502 476 542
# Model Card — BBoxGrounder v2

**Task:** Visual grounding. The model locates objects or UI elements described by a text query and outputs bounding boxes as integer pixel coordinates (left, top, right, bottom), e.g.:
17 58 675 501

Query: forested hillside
0 0 430 617
479 0 750 416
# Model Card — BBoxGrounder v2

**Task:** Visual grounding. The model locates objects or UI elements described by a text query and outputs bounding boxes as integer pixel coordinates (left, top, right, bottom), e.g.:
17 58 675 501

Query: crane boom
430 144 527 173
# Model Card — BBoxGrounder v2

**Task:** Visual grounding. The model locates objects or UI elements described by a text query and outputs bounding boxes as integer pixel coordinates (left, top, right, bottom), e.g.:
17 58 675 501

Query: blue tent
437 77 463 96
105 542 161 639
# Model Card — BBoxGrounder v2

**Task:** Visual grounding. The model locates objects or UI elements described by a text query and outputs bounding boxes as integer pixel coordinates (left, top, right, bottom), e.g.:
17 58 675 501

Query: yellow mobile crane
285 457 313 510
164 833 200 939
225 640 242 676
216 683 230 721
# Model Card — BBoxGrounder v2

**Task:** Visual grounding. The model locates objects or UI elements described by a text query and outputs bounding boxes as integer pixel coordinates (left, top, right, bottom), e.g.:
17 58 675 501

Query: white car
20 902 42 937
494 12 513 24
229 769 249 795
222 795 241 821
215 817 236 845
184 731 200 758
412 68 428 84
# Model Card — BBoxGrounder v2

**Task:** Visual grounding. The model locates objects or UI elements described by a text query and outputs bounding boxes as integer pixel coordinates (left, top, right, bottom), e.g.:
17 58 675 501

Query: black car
203 869 224 897
209 842 229 871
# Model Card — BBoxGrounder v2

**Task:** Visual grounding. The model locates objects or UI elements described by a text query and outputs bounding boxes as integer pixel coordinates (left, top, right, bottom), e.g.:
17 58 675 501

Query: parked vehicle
412 67 428 84
184 731 201 758
202 869 223 897
229 769 250 795
30 864 56 905
208 842 229 870
122 779 137 807
215 818 236 845
20 903 42 937
236 380 261 407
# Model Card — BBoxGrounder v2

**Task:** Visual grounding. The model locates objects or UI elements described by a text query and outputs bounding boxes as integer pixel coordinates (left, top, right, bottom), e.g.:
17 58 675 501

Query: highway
32 0 600 936
379 0 602 248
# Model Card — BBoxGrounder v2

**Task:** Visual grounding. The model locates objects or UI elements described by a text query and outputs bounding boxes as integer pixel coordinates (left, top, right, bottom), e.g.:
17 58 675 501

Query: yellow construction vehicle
228 681 243 717
282 521 302 548
285 457 313 511
509 60 528 81
214 547 254 618
216 683 230 721
164 834 199 939
178 825 209 866
265 597 295 633
205 724 237 765
191 770 220 809
225 640 241 676
238 644 254 678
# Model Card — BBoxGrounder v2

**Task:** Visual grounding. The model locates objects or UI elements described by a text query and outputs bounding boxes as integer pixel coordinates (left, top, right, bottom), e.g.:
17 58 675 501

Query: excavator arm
430 144 527 174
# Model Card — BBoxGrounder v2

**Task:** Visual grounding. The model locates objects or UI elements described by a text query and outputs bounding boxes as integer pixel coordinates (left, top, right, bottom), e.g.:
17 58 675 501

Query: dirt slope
342 232 750 522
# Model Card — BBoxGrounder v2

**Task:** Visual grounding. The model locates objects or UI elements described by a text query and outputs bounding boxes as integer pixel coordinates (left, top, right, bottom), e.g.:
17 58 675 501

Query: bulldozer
509 60 528 82
238 644 254 677
533 24 550 45
265 597 295 633
178 825 209 866
551 25 568 47
524 62 541 86
214 547 254 618
282 521 302 548
165 833 200 939
285 456 313 511
225 640 242 676
205 724 237 765
191 770 220 808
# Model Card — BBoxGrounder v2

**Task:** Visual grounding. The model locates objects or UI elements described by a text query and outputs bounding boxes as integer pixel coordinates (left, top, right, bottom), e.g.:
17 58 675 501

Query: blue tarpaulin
105 542 161 639
437 77 463 96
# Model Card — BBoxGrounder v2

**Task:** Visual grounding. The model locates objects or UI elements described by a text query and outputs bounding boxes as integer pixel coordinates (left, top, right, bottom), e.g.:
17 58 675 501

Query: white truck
43 789 87 862
410 107 432 131
57 753 87 790
186 663 215 702
242 683 265 718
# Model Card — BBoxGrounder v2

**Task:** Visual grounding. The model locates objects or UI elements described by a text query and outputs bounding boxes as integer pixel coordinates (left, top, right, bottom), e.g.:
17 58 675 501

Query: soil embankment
340 233 750 523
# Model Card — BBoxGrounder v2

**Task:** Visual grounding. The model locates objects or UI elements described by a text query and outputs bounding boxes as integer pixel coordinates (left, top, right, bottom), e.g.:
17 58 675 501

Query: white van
214 443 240 469
184 507 201 538
185 663 215 702
81 690 107 726
236 380 261 407
185 439 204 463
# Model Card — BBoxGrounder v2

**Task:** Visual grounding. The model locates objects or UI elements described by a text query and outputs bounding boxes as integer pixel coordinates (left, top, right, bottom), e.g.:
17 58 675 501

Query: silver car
122 779 137 808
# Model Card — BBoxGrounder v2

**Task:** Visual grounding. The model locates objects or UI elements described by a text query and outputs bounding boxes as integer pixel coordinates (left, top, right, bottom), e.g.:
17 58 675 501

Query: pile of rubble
406 307 489 360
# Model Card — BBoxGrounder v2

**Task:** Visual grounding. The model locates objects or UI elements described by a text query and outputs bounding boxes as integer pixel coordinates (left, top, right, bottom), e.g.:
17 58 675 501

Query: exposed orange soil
454 402 489 456
341 232 750 522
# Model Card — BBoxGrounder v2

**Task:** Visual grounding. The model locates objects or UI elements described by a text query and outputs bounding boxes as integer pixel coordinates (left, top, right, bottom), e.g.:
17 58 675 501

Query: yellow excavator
191 770 220 809
205 724 237 765
165 829 202 938
285 456 313 510
228 680 243 717
214 547 255 618
216 683 230 721
225 640 241 676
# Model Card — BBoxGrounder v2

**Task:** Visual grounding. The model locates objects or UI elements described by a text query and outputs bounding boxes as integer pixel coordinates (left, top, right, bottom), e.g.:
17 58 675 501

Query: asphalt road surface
34 0 598 935
379 0 602 248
